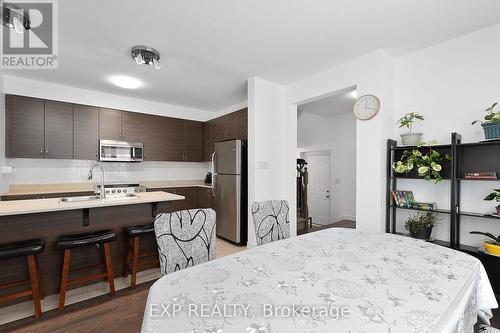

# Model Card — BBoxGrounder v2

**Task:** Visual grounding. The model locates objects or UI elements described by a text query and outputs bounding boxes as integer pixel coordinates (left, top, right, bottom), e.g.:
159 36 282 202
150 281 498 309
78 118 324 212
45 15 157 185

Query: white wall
4 76 215 121
286 50 395 233
297 111 356 222
393 23 500 246
1 75 213 187
247 77 288 246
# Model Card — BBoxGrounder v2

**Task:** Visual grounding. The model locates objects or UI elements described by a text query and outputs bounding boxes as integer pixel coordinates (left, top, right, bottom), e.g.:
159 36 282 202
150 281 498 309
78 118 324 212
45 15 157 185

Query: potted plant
469 231 500 256
393 143 451 183
398 112 424 145
472 102 500 140
405 212 438 240
484 189 500 215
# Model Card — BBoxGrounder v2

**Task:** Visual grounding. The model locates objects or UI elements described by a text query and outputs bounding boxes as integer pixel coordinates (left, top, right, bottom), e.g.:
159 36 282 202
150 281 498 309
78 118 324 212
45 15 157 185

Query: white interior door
305 151 331 225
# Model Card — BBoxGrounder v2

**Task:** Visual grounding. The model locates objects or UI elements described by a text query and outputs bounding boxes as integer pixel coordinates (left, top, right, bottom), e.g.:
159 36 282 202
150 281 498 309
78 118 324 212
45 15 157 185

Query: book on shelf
391 190 436 211
464 171 497 179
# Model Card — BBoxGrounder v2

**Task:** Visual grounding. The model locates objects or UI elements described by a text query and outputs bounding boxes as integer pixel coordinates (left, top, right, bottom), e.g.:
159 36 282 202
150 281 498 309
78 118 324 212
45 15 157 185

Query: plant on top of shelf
484 189 500 215
405 211 438 240
398 112 424 145
392 141 451 183
469 230 500 255
472 102 500 140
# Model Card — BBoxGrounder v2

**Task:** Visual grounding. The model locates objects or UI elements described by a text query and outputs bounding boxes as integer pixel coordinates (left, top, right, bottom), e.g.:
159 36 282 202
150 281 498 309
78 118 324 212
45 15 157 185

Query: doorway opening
296 86 357 235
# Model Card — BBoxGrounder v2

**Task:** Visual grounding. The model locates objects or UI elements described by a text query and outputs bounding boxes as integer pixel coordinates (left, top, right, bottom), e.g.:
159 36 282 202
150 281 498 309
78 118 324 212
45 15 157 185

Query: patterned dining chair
154 208 216 276
251 200 290 246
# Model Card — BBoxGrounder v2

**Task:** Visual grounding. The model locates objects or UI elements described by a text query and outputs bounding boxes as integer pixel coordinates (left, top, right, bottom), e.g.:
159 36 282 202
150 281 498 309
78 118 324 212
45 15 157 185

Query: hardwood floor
297 219 356 235
0 238 246 333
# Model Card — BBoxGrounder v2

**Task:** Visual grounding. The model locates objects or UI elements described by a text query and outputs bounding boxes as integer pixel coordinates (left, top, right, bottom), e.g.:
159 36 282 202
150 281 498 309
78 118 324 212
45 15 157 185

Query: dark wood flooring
297 219 356 235
0 281 154 333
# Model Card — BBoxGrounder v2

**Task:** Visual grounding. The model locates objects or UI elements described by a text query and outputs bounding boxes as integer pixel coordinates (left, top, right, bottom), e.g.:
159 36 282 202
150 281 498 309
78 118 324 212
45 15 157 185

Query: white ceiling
299 87 356 117
5 0 500 111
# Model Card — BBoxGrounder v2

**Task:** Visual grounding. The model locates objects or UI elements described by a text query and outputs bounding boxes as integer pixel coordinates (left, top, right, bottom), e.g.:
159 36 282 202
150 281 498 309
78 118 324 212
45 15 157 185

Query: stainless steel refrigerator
212 140 247 245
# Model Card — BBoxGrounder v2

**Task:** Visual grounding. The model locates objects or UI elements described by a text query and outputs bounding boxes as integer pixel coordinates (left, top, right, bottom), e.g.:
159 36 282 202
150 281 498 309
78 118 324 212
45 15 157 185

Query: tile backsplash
3 159 211 185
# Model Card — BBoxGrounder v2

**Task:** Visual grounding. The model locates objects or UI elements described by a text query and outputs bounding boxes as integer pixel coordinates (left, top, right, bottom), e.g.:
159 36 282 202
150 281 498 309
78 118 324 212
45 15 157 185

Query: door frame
299 148 331 225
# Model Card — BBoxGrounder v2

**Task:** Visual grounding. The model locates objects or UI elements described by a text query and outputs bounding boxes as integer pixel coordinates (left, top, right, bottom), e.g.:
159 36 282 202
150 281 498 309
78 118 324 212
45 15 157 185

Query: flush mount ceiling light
1 3 31 33
131 45 161 69
109 75 143 89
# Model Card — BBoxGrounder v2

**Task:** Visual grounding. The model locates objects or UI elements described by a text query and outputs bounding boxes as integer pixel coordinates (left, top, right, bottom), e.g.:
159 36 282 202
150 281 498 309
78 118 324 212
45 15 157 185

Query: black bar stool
122 224 159 289
0 239 45 318
56 230 116 311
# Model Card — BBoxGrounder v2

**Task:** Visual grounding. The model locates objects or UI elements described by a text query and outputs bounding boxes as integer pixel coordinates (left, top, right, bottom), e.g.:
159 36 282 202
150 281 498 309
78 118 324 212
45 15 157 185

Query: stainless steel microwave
99 140 144 162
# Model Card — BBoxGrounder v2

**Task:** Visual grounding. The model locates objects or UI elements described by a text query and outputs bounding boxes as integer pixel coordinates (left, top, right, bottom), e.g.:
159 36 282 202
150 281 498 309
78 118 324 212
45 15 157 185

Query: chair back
251 200 290 246
154 208 216 276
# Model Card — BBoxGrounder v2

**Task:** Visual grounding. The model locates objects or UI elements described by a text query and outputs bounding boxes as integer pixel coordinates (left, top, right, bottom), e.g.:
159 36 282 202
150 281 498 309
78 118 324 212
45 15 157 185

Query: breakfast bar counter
0 191 184 302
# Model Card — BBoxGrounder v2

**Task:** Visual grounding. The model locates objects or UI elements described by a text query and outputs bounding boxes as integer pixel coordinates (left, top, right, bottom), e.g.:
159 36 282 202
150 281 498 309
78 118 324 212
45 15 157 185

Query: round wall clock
353 94 380 120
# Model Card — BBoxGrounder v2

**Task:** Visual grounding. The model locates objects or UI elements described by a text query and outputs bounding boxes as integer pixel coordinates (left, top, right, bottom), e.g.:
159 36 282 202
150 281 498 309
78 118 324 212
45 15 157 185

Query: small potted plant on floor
472 102 500 140
398 112 424 145
484 189 500 215
469 231 500 256
405 212 438 240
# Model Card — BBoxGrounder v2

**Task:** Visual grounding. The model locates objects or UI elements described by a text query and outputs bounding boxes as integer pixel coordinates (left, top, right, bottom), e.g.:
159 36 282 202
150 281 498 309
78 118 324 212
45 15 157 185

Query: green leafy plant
392 142 451 183
472 102 500 125
398 112 424 133
469 231 500 245
405 212 438 234
484 189 500 201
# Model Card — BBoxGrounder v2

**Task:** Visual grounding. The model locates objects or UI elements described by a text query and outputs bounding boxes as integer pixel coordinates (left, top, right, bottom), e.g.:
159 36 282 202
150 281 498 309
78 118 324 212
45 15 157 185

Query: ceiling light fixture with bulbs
131 45 161 69
1 3 31 33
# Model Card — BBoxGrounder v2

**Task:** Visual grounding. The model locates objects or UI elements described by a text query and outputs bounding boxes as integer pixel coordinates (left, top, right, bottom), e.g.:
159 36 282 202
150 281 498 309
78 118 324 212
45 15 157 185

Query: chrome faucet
88 162 106 198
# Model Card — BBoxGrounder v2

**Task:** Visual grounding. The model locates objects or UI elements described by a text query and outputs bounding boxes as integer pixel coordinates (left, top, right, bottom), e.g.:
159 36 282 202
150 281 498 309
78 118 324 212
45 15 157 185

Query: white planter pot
400 132 423 146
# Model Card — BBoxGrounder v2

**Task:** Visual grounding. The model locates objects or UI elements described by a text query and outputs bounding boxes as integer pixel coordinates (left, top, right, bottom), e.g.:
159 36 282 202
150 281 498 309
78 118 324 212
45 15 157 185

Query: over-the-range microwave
99 139 144 162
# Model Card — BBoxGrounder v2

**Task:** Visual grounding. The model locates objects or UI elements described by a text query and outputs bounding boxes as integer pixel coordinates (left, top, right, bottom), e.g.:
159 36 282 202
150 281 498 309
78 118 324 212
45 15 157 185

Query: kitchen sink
59 193 138 203
60 195 101 202
106 193 138 200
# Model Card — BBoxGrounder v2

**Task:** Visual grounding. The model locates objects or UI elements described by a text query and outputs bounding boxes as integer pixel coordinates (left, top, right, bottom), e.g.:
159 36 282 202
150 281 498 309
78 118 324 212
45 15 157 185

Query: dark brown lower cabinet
197 187 215 209
148 187 214 211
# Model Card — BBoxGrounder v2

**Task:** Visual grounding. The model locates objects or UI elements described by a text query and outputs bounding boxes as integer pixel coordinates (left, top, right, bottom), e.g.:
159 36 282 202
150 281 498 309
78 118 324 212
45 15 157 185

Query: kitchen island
0 191 184 301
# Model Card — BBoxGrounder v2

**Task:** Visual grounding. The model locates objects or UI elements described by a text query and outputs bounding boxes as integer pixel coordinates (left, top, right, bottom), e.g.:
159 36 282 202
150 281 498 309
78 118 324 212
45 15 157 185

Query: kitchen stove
97 183 147 197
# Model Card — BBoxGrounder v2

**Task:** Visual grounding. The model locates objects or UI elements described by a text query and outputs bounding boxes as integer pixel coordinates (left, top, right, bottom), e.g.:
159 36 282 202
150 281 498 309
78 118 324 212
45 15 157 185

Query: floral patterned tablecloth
142 228 498 333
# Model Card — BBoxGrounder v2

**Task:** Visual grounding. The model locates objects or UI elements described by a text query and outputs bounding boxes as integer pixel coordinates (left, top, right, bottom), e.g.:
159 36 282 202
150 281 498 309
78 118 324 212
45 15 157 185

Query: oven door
99 140 136 162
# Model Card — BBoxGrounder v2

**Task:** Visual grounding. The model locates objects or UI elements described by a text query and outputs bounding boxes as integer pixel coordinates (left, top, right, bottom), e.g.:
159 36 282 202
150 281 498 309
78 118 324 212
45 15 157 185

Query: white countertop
0 180 211 197
0 191 184 216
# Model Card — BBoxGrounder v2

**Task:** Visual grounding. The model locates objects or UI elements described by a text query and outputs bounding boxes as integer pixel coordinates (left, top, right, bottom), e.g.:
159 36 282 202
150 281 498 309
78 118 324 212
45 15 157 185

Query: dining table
142 228 498 333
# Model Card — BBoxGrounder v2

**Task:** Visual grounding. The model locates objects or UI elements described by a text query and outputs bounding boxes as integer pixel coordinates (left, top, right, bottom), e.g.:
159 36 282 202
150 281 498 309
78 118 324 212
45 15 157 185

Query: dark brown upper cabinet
74 104 99 160
5 95 45 158
235 108 248 140
6 96 75 159
45 100 74 159
203 121 214 162
215 112 237 141
123 112 169 161
163 117 185 161
99 108 123 140
183 121 204 162
5 94 217 163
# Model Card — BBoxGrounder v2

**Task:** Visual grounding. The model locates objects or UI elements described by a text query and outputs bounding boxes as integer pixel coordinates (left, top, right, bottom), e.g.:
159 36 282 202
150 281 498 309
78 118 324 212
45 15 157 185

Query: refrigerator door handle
211 152 217 197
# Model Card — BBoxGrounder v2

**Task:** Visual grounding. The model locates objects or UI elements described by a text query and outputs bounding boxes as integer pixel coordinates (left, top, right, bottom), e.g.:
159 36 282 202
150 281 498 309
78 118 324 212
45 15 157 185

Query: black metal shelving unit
386 132 500 296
